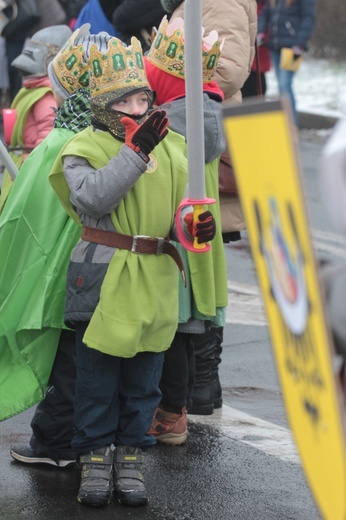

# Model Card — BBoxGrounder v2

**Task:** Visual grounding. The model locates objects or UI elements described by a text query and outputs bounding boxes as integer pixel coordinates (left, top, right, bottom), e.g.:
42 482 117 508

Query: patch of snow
266 58 346 119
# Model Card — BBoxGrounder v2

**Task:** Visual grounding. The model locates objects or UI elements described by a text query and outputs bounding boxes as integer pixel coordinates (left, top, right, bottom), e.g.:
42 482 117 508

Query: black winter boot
212 327 223 409
188 328 217 415
114 446 148 507
77 446 114 506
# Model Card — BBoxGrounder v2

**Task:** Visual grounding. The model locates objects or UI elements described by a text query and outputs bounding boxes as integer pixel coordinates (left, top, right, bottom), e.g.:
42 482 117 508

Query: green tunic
0 128 82 421
50 127 188 357
176 157 228 326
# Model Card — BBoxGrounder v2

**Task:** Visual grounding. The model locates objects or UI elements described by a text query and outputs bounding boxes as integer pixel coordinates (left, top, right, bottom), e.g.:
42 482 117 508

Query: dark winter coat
252 1 271 73
110 0 166 50
257 0 316 51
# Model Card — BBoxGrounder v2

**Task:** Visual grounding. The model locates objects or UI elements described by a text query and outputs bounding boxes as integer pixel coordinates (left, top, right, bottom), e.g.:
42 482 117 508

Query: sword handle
192 204 206 250
175 197 216 253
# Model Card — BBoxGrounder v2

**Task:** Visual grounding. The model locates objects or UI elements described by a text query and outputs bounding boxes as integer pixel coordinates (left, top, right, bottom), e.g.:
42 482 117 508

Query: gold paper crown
89 36 150 101
147 16 223 83
50 24 91 95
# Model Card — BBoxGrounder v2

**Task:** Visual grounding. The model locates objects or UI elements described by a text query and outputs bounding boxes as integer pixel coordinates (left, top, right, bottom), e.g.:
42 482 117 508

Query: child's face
110 91 149 116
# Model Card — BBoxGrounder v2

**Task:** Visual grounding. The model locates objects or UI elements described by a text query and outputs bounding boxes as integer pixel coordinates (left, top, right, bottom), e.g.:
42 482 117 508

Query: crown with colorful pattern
147 16 223 83
88 36 150 102
49 24 91 98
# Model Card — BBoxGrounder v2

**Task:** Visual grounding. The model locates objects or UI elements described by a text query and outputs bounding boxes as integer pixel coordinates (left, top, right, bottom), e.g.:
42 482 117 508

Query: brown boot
148 406 188 445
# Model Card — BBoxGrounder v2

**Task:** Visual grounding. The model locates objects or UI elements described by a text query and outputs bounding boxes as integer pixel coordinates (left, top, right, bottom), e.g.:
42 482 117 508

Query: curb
298 111 339 130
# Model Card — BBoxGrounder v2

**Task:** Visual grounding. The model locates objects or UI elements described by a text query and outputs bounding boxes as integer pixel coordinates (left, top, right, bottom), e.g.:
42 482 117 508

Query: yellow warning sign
223 98 346 520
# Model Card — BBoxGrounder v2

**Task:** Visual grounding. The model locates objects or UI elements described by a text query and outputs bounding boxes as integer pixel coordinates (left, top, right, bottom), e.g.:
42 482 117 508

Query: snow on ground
266 58 346 118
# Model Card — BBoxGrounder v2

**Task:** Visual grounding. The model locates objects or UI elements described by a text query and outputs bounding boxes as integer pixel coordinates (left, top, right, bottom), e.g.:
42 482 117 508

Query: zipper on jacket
272 12 280 48
285 20 296 36
271 0 284 50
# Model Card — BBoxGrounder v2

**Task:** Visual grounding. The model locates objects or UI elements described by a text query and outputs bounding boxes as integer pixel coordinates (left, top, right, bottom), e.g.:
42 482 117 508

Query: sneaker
148 406 188 445
114 446 148 507
77 446 114 507
10 443 76 468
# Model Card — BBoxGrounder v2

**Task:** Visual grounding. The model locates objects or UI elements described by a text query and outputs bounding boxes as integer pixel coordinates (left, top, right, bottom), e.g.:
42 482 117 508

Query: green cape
0 128 81 421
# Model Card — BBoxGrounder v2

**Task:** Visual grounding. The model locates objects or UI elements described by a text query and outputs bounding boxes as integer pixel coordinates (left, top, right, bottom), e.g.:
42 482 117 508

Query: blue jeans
271 50 297 126
72 322 164 453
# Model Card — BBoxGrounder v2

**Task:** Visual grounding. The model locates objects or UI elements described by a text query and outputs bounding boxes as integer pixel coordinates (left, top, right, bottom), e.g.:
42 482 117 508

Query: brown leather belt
82 226 186 286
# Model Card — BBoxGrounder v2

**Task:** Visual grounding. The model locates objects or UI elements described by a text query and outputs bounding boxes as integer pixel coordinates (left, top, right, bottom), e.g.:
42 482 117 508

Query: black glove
121 110 169 163
184 210 216 244
292 46 304 60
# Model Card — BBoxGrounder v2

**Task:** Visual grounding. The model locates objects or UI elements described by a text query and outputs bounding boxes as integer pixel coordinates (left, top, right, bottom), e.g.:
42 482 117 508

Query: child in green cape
6 25 103 465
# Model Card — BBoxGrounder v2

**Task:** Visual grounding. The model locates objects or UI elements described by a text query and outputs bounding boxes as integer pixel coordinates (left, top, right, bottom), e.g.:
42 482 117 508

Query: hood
144 58 224 106
162 95 226 163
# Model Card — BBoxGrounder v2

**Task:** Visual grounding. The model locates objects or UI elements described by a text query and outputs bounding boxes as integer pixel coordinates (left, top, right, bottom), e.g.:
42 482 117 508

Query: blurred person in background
111 0 166 51
241 0 271 98
161 0 257 104
0 35 10 111
257 0 316 126
73 0 119 35
75 0 166 50
2 0 66 103
0 24 72 213
59 0 88 28
1 0 25 103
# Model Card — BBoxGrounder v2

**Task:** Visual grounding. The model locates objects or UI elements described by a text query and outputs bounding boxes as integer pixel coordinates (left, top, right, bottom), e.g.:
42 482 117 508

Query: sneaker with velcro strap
77 445 114 507
114 445 148 507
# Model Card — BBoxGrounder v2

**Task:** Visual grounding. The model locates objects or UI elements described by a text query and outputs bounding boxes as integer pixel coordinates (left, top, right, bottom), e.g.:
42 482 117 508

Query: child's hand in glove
121 110 169 163
184 210 216 244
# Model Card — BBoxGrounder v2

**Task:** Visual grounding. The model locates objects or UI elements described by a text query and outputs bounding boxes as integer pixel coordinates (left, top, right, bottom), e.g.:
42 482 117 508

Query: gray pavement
1 324 321 520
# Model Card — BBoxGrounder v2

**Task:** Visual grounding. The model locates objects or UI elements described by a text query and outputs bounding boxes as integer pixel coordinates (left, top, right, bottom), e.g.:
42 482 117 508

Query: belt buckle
131 235 165 254
156 237 165 254
131 235 151 253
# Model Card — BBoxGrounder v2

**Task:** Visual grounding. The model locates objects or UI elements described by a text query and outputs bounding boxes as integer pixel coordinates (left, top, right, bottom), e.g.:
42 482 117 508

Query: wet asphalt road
1 322 322 520
0 129 331 520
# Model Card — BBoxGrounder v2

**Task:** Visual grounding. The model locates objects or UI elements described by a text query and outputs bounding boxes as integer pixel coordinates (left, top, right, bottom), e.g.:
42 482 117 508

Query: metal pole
184 0 205 200
174 0 215 252
0 138 18 180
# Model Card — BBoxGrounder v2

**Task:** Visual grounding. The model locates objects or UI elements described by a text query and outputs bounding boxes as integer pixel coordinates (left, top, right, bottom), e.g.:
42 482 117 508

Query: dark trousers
30 329 77 461
241 70 267 98
72 321 164 454
5 40 24 101
159 331 195 414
